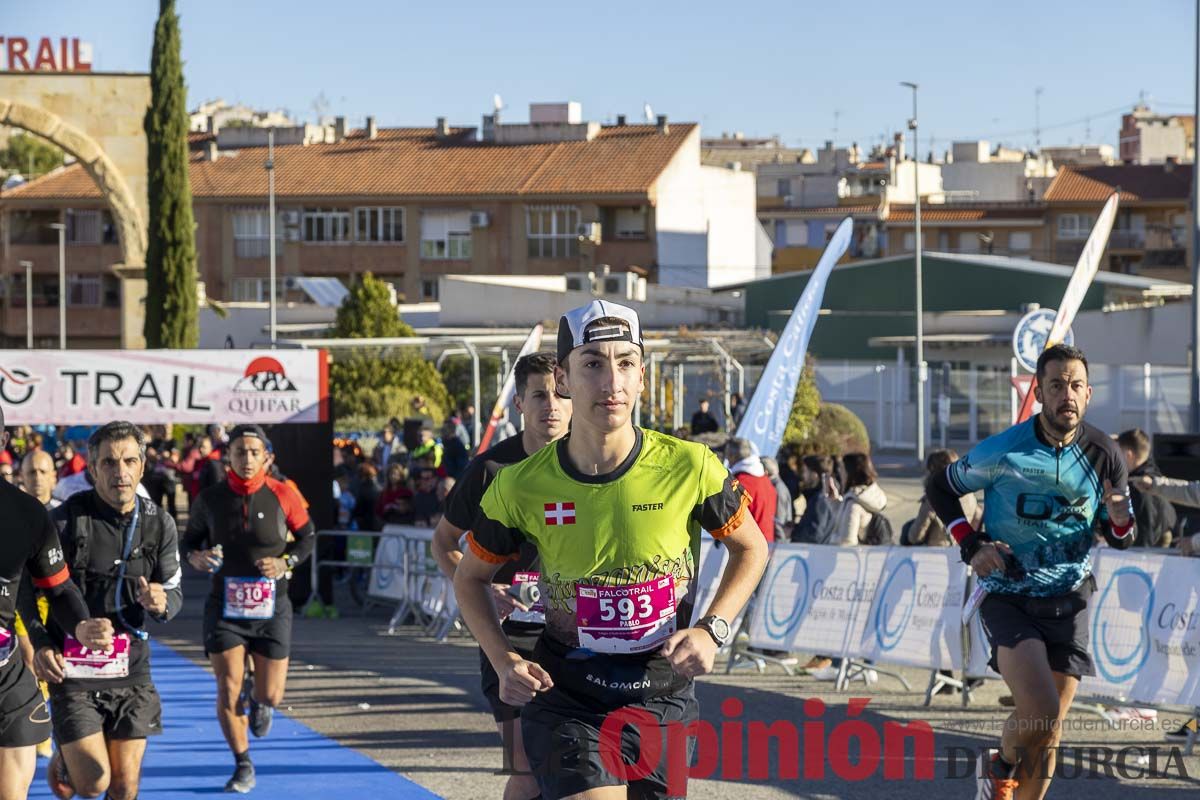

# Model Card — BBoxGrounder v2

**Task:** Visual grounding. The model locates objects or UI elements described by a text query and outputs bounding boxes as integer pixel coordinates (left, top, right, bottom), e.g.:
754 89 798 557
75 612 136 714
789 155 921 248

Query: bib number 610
599 594 653 622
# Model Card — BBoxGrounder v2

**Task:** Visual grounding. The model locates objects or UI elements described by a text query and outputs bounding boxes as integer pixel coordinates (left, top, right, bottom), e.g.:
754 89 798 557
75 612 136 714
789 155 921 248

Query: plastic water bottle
507 582 540 608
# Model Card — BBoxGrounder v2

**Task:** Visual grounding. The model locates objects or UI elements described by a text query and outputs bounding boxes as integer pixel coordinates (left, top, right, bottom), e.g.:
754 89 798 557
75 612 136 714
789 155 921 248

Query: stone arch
0 99 147 268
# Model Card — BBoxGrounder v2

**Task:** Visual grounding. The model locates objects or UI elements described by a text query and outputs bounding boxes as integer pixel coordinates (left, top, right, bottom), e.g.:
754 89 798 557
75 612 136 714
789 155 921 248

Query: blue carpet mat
31 640 441 799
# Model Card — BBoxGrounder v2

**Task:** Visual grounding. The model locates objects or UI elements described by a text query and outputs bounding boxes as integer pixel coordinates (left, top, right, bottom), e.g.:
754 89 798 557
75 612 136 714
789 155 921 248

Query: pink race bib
509 572 545 625
575 577 677 655
0 627 14 667
224 577 277 620
63 633 131 679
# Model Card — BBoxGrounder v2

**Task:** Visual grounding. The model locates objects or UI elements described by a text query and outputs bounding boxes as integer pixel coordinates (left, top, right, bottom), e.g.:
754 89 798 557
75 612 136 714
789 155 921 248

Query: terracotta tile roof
1043 164 1193 203
0 165 102 200
887 204 1044 223
760 204 879 217
2 124 696 202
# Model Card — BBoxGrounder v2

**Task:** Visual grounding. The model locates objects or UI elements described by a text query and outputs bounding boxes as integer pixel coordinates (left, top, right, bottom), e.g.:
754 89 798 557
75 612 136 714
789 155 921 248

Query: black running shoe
224 760 256 794
1165 719 1198 742
249 697 274 738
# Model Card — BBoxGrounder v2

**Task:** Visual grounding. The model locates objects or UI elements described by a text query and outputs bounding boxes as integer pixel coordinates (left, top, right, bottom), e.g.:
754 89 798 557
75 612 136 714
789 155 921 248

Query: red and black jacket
183 469 315 599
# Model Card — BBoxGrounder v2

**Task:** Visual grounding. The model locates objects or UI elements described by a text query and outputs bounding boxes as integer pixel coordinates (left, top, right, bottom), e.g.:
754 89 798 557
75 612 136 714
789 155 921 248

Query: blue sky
4 0 1196 156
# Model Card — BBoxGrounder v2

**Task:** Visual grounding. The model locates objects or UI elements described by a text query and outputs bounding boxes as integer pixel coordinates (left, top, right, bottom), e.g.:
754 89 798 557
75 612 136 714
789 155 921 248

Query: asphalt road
158 569 1200 799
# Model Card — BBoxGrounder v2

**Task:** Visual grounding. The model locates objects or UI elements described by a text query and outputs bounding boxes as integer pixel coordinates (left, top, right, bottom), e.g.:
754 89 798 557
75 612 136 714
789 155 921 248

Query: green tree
329 273 450 429
781 357 823 447
441 354 502 415
143 0 198 348
0 133 64 178
333 272 412 338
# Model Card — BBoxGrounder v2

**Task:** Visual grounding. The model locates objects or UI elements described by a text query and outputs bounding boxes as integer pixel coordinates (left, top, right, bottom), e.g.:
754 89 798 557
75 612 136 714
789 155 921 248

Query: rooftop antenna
1034 86 1044 151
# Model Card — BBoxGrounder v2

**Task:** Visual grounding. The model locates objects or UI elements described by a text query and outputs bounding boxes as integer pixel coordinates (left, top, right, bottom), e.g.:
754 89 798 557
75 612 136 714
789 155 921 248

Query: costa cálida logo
227 357 301 415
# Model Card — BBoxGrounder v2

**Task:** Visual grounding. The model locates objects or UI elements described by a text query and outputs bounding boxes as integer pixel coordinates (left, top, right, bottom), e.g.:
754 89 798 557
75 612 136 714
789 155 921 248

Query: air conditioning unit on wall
602 271 647 302
565 271 597 293
469 211 490 228
576 222 601 244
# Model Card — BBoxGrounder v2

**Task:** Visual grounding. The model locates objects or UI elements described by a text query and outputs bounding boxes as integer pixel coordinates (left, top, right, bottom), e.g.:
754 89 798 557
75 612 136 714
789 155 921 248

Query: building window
68 275 102 307
1009 231 1032 251
903 232 915 251
420 211 471 259
355 207 405 243
526 205 580 259
66 210 102 244
614 208 647 239
233 207 281 258
776 178 790 197
9 210 61 244
103 275 120 308
1057 214 1095 241
785 220 808 247
231 278 280 302
1172 213 1188 246
421 279 439 300
303 208 351 242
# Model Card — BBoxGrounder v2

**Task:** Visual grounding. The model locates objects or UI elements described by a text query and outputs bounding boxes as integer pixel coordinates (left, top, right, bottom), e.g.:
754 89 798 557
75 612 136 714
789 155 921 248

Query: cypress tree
143 0 198 348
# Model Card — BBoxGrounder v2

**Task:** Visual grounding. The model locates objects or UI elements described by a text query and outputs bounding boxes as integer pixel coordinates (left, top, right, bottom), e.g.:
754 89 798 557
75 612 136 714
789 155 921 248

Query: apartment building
0 103 766 347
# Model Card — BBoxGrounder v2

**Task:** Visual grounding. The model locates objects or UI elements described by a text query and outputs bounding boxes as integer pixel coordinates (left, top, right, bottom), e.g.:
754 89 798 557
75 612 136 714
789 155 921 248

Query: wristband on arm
949 518 990 564
1110 518 1134 540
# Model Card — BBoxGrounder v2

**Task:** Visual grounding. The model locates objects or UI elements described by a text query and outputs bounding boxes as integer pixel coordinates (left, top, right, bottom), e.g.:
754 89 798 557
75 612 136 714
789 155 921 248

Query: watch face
710 618 730 641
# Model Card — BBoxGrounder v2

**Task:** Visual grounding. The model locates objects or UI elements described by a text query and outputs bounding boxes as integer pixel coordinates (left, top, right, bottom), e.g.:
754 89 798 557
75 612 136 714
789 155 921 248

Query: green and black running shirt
468 427 749 652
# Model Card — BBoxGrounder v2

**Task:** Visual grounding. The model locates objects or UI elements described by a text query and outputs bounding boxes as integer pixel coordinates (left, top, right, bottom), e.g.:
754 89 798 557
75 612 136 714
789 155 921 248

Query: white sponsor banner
691 536 749 640
1081 548 1200 707
368 525 436 603
691 536 728 627
849 548 966 670
0 349 327 424
368 529 408 602
749 543 868 656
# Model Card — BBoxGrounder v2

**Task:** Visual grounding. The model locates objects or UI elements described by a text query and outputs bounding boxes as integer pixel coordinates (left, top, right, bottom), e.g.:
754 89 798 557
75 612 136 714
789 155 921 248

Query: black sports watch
695 615 732 647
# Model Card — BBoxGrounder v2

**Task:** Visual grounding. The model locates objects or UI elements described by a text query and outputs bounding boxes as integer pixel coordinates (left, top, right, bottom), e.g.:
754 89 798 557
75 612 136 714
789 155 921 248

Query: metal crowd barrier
307 527 463 640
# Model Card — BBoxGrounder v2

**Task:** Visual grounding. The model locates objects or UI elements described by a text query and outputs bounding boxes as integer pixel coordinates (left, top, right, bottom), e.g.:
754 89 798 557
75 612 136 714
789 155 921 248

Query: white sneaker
809 666 840 681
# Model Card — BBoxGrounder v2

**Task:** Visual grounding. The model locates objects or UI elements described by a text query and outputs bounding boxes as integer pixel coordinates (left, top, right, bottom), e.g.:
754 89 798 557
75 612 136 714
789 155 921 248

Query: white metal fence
814 359 1193 451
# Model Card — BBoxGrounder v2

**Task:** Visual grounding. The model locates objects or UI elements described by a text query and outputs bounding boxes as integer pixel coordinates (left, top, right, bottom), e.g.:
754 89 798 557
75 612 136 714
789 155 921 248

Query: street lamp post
267 128 277 346
901 81 925 462
1192 0 1200 431
18 260 32 348
49 223 66 349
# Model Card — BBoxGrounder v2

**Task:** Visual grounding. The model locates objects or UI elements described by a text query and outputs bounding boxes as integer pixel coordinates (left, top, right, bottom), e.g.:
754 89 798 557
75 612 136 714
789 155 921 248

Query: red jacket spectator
725 438 777 543
57 449 86 477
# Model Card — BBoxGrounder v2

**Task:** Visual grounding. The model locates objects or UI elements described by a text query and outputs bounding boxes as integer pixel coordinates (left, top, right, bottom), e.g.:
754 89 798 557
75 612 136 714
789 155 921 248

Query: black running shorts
980 575 1095 679
521 682 698 800
0 657 51 748
479 622 542 723
203 593 292 660
49 683 163 744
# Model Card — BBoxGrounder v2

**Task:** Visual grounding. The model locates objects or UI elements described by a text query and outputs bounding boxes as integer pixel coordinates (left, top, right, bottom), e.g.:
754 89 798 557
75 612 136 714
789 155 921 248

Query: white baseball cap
556 299 644 363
